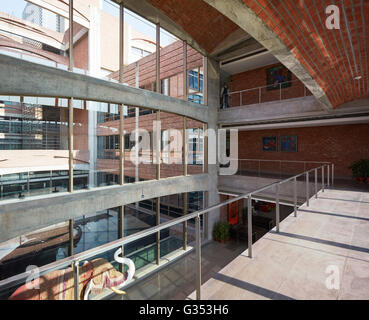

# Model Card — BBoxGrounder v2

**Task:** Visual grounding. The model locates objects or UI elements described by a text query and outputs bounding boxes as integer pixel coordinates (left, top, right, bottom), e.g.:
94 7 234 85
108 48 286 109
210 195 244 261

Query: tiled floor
187 188 369 300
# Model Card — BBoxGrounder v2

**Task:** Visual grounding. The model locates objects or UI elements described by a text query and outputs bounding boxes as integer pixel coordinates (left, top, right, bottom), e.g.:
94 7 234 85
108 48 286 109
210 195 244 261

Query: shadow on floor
299 208 369 222
270 230 369 254
212 273 294 300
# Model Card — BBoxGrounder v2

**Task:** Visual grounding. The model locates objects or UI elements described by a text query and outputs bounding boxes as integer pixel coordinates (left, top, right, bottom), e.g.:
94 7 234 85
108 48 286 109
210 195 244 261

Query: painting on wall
280 135 298 152
262 136 277 152
266 65 292 90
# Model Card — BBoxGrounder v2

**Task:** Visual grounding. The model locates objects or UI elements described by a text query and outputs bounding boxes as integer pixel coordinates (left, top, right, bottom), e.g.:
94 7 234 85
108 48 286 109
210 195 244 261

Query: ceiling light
354 75 362 80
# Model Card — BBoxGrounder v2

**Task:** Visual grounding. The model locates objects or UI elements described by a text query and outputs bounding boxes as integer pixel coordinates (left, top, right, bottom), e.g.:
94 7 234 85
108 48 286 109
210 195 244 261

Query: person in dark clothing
221 84 229 109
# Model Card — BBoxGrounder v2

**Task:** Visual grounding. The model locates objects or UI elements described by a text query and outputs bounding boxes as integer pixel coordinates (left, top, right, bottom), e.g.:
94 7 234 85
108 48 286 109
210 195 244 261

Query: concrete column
205 57 220 241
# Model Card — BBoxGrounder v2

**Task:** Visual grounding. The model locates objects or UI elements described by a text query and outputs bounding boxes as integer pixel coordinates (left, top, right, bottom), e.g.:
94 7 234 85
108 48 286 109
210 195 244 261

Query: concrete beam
204 0 333 111
219 96 326 125
210 28 251 58
112 0 208 57
0 174 210 243
0 54 208 123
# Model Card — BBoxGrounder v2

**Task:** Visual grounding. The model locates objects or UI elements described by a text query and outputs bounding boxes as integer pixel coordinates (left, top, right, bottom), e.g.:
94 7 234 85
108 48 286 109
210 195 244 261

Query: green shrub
213 221 230 242
349 159 369 178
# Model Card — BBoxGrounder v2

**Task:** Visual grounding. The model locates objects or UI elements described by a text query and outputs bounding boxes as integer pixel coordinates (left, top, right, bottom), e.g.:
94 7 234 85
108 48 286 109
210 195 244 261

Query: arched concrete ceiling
204 0 369 110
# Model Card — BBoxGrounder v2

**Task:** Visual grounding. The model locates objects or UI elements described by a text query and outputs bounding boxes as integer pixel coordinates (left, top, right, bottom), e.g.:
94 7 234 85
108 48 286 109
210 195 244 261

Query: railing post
73 261 79 300
327 164 330 187
69 219 74 256
195 215 201 300
248 195 252 258
332 164 335 186
322 166 325 192
276 184 280 232
294 177 297 217
315 168 318 199
279 82 282 100
306 172 309 207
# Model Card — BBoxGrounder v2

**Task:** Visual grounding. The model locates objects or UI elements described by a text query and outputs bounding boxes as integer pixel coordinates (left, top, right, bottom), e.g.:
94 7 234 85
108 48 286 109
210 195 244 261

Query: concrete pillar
205 57 220 241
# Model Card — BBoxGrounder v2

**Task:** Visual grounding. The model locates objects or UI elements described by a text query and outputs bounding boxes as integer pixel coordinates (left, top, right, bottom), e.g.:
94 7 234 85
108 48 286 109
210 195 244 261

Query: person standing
221 84 229 109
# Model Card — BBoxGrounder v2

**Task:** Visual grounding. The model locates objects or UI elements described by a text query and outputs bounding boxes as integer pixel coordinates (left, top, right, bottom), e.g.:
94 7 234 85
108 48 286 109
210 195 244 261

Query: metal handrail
235 159 332 178
229 79 302 95
0 163 334 300
227 79 309 107
236 158 330 164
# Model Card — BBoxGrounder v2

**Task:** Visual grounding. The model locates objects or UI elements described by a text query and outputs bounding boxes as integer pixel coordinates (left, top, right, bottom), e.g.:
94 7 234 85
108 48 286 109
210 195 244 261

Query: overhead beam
217 38 264 63
204 0 333 111
112 0 208 57
211 28 252 58
0 174 210 243
0 54 209 123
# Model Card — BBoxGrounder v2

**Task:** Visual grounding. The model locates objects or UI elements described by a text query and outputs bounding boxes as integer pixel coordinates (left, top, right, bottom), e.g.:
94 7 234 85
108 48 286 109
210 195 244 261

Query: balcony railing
227 79 312 108
0 162 334 300
237 159 332 180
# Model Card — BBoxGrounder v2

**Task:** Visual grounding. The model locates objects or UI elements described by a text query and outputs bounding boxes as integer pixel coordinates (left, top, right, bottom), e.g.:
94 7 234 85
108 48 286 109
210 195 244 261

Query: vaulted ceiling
237 0 369 109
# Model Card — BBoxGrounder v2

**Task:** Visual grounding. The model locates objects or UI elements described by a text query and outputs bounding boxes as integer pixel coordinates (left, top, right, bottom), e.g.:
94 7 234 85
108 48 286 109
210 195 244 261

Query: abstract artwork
280 135 298 152
266 65 292 90
262 136 277 152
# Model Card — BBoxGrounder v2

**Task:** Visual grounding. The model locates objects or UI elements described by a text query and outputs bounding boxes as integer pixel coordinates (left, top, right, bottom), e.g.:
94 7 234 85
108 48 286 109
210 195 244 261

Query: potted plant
212 222 230 243
349 159 369 183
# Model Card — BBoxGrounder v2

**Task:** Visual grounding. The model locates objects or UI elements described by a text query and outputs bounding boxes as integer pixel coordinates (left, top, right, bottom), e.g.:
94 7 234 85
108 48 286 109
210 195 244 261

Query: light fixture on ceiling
354 75 362 80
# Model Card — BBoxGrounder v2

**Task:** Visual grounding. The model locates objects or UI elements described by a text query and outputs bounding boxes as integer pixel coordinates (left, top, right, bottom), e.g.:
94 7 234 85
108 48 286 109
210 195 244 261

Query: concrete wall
219 95 325 125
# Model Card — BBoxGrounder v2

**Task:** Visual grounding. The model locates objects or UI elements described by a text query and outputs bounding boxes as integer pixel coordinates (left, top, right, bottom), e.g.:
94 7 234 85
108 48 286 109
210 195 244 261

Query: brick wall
238 124 369 178
229 63 312 107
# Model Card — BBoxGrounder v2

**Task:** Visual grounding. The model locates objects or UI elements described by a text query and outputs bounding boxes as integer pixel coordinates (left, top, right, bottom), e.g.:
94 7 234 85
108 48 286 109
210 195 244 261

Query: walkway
189 188 369 300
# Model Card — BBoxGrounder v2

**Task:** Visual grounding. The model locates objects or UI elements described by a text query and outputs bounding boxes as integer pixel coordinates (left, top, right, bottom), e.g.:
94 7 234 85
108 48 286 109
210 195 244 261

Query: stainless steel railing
237 158 331 179
228 79 311 107
0 163 334 300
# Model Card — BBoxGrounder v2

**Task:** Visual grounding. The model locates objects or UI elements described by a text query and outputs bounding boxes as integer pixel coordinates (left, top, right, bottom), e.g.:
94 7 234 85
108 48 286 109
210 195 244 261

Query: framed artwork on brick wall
262 136 277 152
280 135 298 152
266 65 292 90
